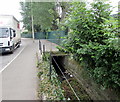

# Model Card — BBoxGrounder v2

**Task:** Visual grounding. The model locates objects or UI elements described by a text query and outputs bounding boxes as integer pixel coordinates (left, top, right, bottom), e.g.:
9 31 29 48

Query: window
0 28 9 38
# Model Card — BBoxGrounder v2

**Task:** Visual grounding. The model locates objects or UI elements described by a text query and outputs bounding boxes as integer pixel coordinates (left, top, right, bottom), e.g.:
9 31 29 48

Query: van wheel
17 44 20 48
10 45 14 54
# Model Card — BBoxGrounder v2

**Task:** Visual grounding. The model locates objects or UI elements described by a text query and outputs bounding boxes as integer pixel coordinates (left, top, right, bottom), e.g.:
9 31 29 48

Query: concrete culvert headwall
51 53 92 100
50 53 120 101
52 56 66 76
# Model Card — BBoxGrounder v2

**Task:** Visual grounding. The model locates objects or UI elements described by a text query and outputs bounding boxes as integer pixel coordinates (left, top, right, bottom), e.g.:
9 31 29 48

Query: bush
59 1 120 90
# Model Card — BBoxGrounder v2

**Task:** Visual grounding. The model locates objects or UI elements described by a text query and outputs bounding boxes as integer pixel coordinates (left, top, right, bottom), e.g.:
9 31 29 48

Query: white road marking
0 47 25 73
0 43 25 101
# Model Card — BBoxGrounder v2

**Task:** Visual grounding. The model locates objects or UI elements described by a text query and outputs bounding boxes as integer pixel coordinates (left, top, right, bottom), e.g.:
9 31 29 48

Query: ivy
37 58 65 100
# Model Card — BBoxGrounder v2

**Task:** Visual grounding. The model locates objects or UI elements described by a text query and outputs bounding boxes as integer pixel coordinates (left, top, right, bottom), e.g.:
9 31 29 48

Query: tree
20 2 32 32
59 0 120 90
20 1 59 32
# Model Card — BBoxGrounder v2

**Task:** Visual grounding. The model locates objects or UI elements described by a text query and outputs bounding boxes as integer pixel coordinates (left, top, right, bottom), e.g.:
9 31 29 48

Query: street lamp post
31 0 35 42
31 14 35 42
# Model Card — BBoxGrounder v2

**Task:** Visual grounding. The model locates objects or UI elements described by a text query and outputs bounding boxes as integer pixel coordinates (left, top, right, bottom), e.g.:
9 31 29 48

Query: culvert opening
51 54 92 100
51 55 70 81
52 56 65 75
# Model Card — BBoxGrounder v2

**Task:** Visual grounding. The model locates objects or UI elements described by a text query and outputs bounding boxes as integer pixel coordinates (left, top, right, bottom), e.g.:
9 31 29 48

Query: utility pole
31 0 35 42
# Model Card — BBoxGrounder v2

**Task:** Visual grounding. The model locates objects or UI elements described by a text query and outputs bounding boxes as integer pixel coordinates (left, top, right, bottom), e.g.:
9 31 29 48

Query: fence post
39 40 42 54
43 45 45 55
39 40 41 50
49 52 52 80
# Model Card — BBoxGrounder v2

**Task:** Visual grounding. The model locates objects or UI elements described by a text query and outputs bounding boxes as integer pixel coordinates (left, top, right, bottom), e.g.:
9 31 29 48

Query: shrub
59 1 120 90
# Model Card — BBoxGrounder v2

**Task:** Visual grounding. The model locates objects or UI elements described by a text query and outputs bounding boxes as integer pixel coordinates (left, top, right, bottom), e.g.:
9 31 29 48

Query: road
0 38 29 101
0 38 58 101
0 38 29 71
0 39 58 72
1 38 39 100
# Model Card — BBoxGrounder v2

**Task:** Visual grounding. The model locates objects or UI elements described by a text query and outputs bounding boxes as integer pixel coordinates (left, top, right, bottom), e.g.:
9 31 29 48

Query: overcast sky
0 0 119 28
0 0 22 20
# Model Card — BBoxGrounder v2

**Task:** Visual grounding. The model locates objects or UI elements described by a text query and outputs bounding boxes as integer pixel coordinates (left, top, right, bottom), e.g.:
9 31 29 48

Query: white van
0 15 21 53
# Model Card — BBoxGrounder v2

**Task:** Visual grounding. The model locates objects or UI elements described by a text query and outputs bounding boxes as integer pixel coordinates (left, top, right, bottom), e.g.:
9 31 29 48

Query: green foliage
37 56 65 100
59 1 120 90
62 78 91 100
20 2 32 31
56 46 69 53
20 2 59 32
42 52 50 61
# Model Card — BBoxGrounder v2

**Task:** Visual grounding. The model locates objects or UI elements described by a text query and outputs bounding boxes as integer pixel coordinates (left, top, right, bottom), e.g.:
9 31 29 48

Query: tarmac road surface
1 38 39 100
0 38 28 71
0 38 58 101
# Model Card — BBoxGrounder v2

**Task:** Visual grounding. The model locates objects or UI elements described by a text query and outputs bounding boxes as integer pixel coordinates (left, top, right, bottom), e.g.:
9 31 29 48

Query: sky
0 0 22 20
0 0 119 29
0 0 23 28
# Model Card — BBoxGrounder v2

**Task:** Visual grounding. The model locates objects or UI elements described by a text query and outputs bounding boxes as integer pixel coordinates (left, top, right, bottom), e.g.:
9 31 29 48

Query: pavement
40 39 58 52
0 38 59 101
